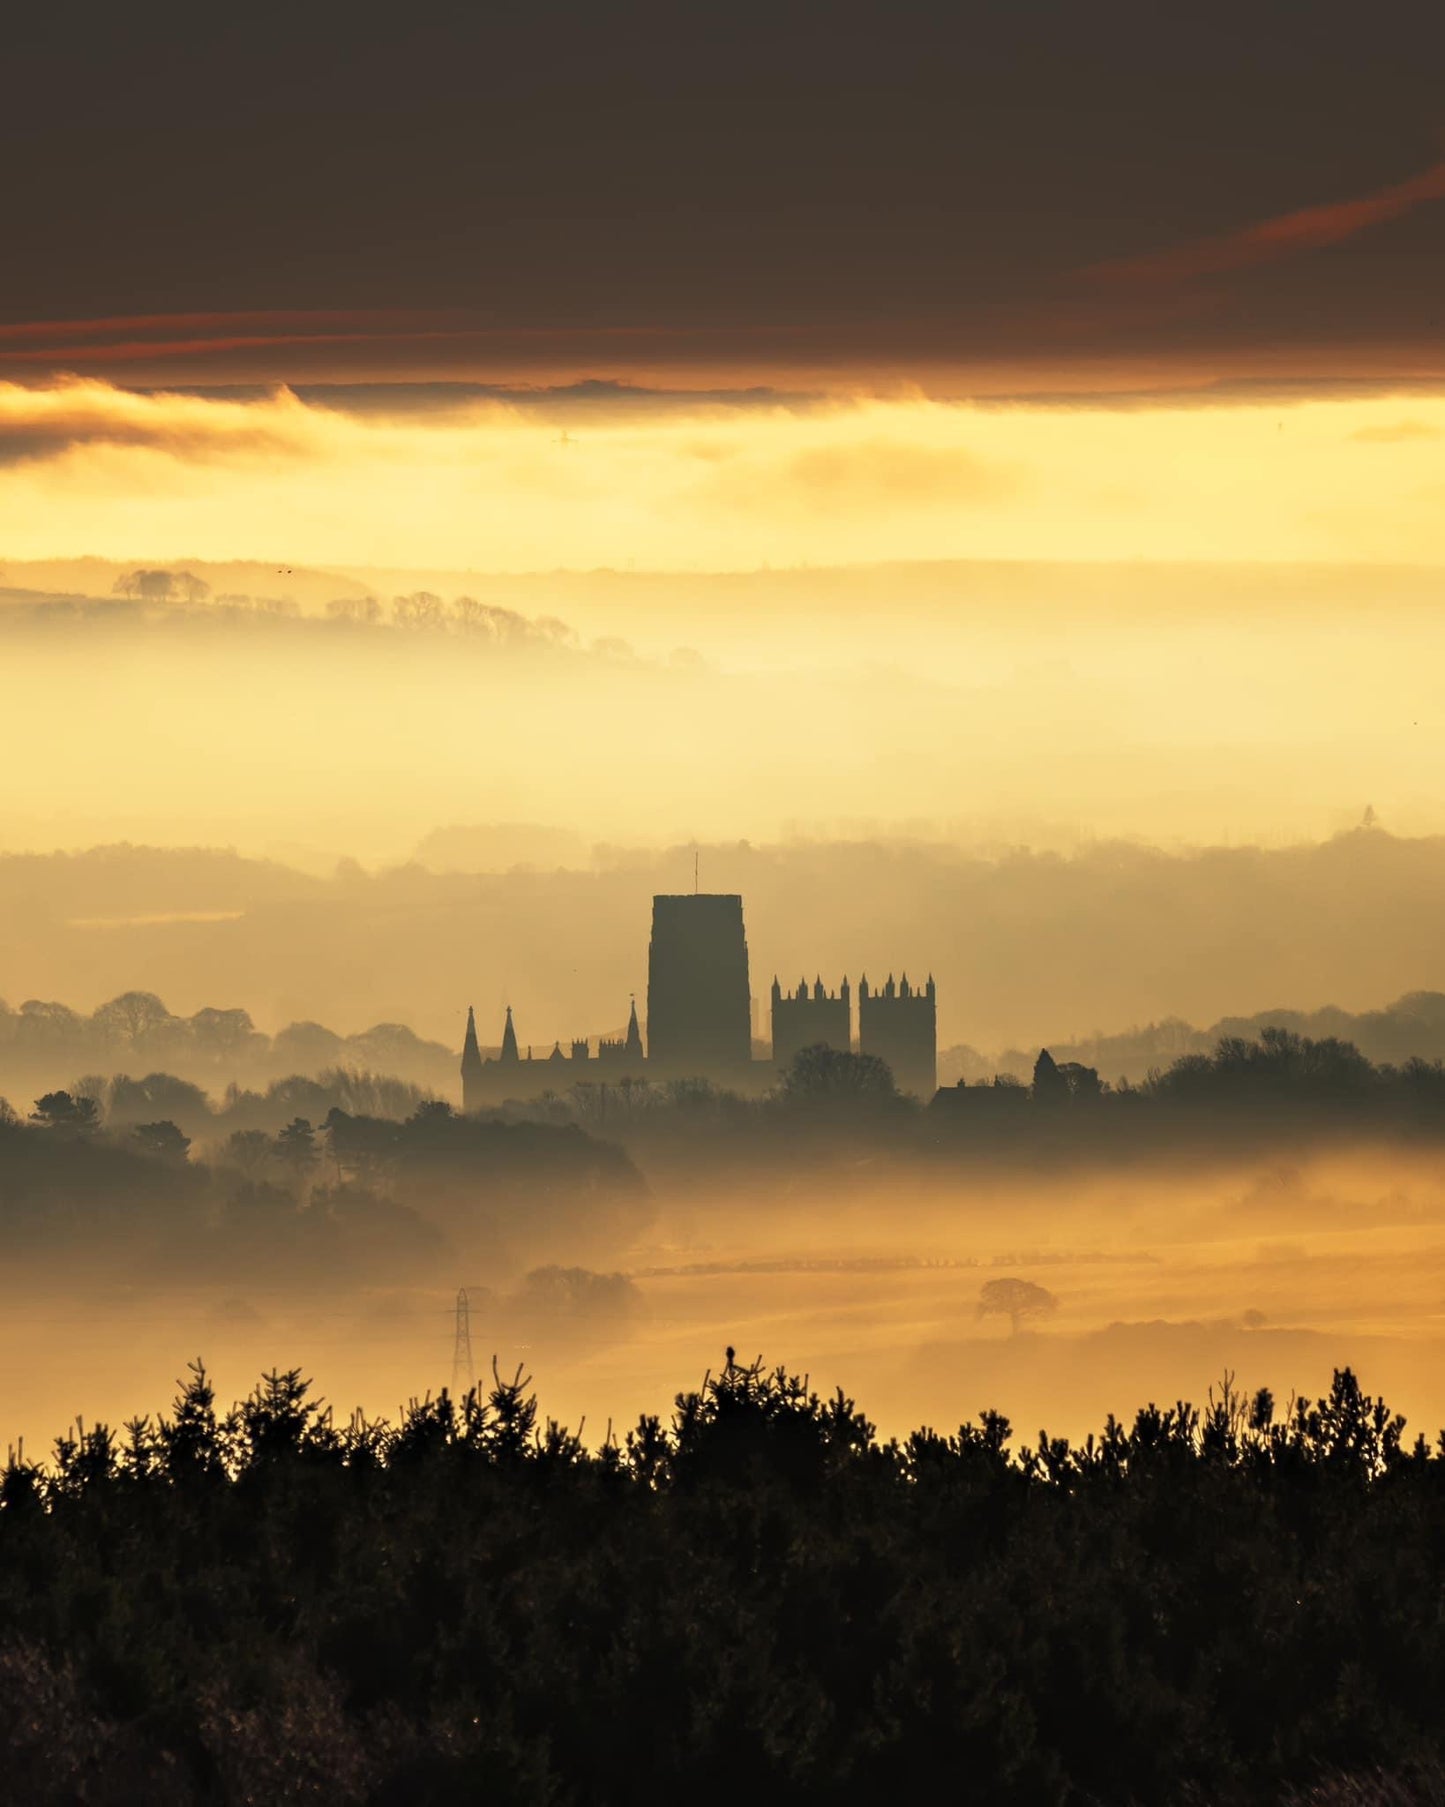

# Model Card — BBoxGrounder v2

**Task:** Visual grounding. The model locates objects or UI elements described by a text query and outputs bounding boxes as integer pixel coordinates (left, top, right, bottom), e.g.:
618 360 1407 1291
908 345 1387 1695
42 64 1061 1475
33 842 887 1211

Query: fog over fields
2 1143 1441 1472
0 562 1440 1457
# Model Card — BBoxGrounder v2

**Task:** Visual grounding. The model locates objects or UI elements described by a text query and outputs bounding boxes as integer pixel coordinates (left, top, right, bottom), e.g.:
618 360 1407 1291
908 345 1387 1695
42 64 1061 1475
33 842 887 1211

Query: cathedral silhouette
461 893 936 1108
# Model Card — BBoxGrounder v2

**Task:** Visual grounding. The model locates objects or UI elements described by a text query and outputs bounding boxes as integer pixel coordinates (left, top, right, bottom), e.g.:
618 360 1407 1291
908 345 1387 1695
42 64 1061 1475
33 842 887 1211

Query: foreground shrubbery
2 1358 1442 1804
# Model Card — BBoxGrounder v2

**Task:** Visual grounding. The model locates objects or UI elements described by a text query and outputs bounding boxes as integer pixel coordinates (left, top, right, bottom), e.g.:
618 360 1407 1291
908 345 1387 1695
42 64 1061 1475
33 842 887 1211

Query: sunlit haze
4 378 1445 573
6 12 1445 1788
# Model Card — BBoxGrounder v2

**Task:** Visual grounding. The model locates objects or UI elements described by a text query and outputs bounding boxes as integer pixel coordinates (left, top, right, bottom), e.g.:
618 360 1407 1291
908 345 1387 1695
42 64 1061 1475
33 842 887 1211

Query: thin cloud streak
0 310 409 344
0 313 810 359
1086 156 1445 289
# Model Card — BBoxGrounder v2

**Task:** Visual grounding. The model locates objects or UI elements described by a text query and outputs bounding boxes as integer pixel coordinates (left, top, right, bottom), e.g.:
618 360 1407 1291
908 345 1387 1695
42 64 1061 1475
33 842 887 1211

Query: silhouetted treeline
0 988 457 1100
98 570 583 648
0 1097 646 1284
7 1029 1445 1275
102 1065 433 1139
5 584 588 651
948 987 1445 1088
0 1355 1440 1803
485 1030 1445 1177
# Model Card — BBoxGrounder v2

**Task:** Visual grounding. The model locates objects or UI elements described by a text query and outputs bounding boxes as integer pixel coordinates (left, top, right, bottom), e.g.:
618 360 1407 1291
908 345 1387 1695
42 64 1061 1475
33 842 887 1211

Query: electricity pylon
451 1287 475 1397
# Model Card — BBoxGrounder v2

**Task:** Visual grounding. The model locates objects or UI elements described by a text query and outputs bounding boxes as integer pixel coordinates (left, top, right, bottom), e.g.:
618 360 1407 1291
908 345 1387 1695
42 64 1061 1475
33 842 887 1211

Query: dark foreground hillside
1 1357 1442 1805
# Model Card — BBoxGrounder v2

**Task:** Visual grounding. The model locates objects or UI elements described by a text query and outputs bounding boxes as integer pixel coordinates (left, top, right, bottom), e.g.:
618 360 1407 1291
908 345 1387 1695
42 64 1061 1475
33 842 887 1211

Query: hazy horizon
11 13 1445 1794
2 824 1444 1057
2 553 1444 881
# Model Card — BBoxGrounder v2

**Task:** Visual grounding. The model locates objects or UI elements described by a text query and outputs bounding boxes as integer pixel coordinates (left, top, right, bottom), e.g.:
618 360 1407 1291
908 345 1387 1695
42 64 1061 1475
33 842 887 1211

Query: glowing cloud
2 377 1445 574
0 377 312 467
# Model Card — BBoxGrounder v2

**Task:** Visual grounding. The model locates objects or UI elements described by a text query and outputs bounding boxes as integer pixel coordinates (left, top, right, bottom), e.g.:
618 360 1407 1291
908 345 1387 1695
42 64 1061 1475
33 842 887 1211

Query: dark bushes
1 1357 1442 1803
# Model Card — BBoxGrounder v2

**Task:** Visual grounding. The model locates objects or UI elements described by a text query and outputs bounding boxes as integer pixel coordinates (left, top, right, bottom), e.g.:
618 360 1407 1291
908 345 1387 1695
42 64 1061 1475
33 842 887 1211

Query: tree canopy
0 1356 1439 1802
977 1276 1060 1334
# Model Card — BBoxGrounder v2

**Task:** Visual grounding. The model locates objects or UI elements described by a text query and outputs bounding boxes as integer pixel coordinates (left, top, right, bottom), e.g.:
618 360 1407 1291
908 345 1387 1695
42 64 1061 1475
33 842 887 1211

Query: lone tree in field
978 1276 1059 1336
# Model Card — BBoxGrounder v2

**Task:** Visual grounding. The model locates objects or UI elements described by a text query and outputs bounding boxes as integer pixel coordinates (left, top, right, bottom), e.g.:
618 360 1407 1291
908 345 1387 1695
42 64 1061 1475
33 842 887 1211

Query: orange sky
2 375 1444 576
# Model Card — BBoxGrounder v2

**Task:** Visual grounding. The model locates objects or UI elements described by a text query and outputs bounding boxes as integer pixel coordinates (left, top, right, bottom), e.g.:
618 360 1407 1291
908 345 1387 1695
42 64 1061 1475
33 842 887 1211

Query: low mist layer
4 1129 1442 1469
1 558 1444 862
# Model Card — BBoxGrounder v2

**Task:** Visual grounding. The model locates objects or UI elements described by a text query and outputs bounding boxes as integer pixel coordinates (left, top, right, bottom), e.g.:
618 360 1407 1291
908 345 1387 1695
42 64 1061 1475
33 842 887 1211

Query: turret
769 967 852 1070
857 964 936 1098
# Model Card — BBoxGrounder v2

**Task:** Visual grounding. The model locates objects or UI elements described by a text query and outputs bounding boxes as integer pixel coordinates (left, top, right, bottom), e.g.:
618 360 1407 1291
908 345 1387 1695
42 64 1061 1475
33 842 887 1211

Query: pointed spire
500 1005 519 1063
625 996 643 1059
461 1005 483 1077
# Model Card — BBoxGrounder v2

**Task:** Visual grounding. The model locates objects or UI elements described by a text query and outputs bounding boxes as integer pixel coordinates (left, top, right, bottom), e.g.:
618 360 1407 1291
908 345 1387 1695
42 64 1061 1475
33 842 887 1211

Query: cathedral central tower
645 893 752 1080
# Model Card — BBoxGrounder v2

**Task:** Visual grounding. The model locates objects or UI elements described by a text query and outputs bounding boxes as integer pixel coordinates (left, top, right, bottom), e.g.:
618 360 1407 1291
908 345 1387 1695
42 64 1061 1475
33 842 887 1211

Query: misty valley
4 1016 1444 1465
5 839 1445 1801
12 12 1445 1784
6 1010 1445 1800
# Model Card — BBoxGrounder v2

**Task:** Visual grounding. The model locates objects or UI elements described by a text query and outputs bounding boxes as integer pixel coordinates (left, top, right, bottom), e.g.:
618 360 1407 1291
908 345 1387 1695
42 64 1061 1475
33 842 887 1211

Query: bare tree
92 991 174 1046
174 571 211 606
111 568 180 602
189 1007 258 1057
392 591 444 629
450 595 490 633
326 596 381 624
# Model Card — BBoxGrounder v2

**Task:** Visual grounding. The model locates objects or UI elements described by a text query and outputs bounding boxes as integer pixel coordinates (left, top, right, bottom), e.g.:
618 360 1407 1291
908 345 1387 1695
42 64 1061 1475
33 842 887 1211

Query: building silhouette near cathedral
461 892 936 1108
770 976 851 1070
857 972 937 1099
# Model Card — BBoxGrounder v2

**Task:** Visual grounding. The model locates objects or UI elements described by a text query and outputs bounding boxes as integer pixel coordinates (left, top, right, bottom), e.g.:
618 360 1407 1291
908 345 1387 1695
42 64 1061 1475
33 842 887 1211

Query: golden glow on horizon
2 377 1444 573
